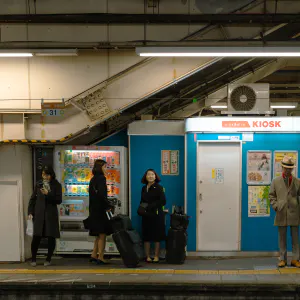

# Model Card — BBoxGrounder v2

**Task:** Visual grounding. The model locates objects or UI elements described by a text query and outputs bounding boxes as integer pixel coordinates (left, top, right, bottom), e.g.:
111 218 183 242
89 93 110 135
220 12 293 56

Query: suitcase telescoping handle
106 211 114 220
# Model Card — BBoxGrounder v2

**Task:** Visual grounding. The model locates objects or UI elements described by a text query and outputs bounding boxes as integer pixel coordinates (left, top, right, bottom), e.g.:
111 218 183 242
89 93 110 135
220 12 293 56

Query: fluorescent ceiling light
271 105 297 109
34 49 78 57
211 105 228 109
0 53 32 57
136 47 300 57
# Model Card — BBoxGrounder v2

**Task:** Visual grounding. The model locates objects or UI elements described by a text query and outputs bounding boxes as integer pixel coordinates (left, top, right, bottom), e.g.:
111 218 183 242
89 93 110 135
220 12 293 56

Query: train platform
1 256 300 299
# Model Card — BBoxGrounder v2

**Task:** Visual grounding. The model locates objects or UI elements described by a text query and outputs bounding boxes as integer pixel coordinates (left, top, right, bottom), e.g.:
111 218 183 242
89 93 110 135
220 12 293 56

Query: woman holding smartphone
28 165 62 267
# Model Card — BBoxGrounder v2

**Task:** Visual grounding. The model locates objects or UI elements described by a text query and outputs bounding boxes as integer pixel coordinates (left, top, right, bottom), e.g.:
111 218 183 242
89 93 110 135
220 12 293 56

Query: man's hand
28 214 33 220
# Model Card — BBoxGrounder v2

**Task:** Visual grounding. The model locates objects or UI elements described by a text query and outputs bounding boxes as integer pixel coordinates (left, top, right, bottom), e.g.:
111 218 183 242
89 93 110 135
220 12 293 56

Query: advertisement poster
161 150 179 175
162 150 171 175
273 151 298 178
247 151 272 185
60 200 85 217
248 186 270 217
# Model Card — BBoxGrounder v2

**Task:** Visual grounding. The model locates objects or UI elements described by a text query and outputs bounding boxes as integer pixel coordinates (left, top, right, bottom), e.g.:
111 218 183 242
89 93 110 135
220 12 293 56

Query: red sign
41 103 65 109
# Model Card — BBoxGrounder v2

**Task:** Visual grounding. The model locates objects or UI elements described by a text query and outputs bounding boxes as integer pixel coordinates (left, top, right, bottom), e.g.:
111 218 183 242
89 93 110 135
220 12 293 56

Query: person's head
141 169 161 185
42 165 56 182
281 156 295 177
92 159 107 176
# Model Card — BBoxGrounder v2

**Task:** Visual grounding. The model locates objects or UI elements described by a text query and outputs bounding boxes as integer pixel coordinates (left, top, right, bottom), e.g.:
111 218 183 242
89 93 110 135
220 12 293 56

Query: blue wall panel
130 135 185 239
96 129 128 147
186 132 300 252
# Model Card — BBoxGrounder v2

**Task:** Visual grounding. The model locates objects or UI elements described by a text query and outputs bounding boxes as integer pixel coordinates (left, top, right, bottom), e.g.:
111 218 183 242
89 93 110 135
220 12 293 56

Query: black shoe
96 259 109 265
89 257 98 263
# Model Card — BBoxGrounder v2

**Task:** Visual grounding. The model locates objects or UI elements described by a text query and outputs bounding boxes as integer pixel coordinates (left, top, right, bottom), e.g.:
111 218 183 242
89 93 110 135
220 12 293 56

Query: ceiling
2 0 300 144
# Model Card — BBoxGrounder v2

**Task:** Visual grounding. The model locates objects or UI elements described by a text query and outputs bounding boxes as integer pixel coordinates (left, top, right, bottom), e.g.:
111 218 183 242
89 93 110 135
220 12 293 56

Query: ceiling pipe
0 13 300 25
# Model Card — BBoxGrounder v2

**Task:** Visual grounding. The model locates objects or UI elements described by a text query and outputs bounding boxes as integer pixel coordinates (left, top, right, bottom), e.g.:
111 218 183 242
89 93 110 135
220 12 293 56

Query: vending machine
53 146 128 255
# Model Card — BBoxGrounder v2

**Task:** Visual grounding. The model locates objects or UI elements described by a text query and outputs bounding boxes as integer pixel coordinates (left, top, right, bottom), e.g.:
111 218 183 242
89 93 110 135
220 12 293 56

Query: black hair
92 159 107 176
42 165 56 180
141 169 161 184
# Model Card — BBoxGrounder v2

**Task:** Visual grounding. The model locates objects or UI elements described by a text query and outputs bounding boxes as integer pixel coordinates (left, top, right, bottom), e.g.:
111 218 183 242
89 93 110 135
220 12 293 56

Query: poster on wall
248 186 270 217
212 168 224 184
247 151 272 185
161 150 179 175
273 151 298 178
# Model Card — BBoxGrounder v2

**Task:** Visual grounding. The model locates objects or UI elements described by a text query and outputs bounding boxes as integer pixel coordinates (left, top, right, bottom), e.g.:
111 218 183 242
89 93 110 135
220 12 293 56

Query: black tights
31 236 56 262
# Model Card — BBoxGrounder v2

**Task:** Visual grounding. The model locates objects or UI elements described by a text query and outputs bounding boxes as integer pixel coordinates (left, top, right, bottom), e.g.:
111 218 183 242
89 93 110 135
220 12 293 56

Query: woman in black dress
28 165 62 267
140 169 166 263
88 159 112 264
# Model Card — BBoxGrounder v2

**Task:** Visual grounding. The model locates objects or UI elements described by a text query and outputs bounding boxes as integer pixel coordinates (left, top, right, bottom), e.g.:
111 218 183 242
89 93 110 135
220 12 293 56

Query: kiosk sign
185 117 297 132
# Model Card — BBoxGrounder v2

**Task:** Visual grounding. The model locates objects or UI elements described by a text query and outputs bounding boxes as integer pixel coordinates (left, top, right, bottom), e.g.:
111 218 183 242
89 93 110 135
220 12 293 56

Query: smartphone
37 181 44 189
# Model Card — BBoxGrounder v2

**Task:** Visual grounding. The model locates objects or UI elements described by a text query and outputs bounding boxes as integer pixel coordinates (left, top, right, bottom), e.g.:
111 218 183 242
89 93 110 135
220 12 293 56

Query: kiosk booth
185 116 300 255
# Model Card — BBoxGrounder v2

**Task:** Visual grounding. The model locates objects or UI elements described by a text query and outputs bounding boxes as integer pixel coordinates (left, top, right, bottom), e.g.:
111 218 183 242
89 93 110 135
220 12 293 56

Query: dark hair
141 169 161 184
42 165 56 180
92 159 107 175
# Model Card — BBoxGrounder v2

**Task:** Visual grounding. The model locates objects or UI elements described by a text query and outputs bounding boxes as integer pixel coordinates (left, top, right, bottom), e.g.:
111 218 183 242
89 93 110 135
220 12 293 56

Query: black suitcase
170 213 189 231
110 214 133 232
112 230 143 268
166 228 187 264
106 212 143 268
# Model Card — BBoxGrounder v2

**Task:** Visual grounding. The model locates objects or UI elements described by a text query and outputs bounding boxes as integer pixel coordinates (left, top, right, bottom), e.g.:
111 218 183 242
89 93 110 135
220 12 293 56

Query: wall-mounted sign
273 151 298 178
161 150 179 175
186 117 299 133
248 186 270 217
212 168 224 184
247 151 272 185
41 102 65 117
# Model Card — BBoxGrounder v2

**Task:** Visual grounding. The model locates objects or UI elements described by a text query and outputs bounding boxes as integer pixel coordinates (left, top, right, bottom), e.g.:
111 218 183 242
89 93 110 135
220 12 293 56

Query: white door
0 181 22 261
197 142 241 251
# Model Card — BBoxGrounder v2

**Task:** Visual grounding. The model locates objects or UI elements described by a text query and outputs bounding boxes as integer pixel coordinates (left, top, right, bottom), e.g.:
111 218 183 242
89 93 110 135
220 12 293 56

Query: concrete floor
0 256 300 286
2 257 300 299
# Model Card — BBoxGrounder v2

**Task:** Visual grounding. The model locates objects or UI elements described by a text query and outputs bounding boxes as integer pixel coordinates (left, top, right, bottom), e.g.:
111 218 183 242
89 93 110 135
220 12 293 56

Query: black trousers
31 236 56 262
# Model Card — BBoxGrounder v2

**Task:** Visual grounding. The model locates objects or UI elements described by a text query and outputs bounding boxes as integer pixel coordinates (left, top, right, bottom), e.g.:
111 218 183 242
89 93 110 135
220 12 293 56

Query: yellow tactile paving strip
0 268 298 275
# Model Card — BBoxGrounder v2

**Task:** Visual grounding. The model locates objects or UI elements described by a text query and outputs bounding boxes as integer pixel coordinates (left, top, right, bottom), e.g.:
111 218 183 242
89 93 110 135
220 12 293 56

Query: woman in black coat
28 165 62 267
88 159 112 265
140 169 166 263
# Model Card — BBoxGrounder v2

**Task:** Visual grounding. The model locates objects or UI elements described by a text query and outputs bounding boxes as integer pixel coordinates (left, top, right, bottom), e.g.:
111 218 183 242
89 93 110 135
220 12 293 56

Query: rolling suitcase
170 213 190 231
110 214 133 232
107 212 143 268
166 228 187 264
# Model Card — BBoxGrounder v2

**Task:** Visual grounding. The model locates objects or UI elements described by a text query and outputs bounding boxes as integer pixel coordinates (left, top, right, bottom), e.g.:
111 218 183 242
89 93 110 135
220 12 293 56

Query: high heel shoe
89 257 98 263
96 259 109 265
145 257 153 263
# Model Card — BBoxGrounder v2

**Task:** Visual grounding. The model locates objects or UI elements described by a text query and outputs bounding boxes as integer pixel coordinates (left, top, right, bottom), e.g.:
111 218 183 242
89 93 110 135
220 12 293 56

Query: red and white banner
185 117 299 132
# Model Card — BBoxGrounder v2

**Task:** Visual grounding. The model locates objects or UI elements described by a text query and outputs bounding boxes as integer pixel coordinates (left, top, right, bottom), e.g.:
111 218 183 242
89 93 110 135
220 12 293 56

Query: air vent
230 85 257 111
227 83 270 114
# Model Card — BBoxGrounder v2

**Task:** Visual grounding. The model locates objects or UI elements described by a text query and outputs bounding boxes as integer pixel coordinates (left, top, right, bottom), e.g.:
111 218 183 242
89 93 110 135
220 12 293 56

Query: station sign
41 102 65 117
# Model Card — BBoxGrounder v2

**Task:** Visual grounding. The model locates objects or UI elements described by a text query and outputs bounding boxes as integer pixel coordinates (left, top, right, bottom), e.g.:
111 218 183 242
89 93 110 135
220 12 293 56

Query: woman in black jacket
28 165 62 267
88 159 112 264
140 169 166 263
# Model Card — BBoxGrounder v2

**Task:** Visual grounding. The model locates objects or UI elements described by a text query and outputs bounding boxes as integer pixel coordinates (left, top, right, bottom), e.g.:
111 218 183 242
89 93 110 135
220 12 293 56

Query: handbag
137 202 149 216
83 217 91 230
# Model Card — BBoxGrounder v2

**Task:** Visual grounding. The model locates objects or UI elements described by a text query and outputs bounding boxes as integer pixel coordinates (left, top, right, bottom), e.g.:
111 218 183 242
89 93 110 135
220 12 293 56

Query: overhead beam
270 89 300 93
0 13 300 25
271 84 300 87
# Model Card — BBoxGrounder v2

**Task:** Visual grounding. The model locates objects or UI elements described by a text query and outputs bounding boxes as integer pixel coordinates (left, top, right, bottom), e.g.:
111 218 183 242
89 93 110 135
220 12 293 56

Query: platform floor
1 256 300 287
